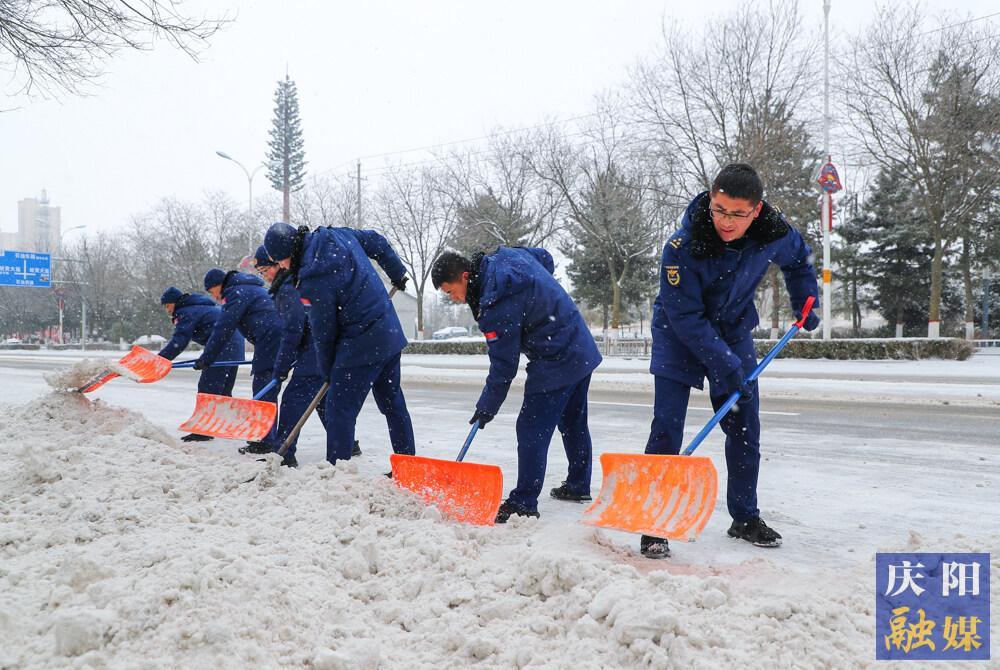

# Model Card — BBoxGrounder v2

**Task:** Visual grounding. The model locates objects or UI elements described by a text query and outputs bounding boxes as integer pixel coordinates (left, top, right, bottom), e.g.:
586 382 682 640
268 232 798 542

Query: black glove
192 358 209 371
469 410 494 428
723 369 756 405
798 310 820 332
392 276 408 292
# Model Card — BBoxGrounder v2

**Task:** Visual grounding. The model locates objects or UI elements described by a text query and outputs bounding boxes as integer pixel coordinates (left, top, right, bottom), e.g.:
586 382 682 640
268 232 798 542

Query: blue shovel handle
682 296 816 457
455 421 480 462
252 378 280 401
172 359 252 369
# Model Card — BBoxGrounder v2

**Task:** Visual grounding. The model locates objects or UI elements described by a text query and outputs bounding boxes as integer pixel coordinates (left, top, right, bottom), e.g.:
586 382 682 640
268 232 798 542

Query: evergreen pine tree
449 190 536 255
841 168 961 335
561 165 659 327
266 74 307 223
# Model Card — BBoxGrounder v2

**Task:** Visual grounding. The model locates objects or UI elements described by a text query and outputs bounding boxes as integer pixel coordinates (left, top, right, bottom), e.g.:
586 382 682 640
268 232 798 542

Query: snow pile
0 392 996 669
42 359 114 391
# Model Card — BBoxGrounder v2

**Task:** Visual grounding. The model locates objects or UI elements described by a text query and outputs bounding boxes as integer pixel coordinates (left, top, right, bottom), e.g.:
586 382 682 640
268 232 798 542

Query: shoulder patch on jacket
665 265 681 286
669 236 683 249
484 331 499 343
300 297 311 306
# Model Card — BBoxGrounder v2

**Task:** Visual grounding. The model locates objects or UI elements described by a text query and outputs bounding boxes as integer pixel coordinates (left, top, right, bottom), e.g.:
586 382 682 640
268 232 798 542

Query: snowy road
3 349 997 570
1 350 998 668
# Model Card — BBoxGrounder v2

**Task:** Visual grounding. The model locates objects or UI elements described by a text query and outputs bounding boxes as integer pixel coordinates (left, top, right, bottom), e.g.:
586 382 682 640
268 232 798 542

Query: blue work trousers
196 337 243 396
252 368 280 447
644 338 762 522
507 374 593 512
273 370 327 458
324 352 415 464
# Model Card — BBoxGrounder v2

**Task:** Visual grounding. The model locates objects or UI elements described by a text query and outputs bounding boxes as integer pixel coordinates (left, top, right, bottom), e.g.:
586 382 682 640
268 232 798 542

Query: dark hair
711 163 764 203
431 251 474 289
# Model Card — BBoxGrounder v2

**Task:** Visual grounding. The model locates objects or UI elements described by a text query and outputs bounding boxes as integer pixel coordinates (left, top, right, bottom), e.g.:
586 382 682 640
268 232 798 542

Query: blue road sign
0 250 52 288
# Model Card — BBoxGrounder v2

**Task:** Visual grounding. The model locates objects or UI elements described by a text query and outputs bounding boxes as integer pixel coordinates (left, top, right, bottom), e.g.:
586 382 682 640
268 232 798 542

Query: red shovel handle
794 295 817 329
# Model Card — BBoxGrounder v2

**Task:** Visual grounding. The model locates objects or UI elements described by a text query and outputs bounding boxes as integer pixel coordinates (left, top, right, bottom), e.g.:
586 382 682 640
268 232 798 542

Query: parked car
132 335 167 347
3 337 22 344
432 326 469 340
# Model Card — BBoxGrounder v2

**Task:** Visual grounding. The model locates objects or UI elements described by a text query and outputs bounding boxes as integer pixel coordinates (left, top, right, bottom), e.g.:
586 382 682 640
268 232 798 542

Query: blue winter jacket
650 192 819 389
157 294 245 361
270 273 320 378
295 227 408 375
473 246 602 416
201 272 283 375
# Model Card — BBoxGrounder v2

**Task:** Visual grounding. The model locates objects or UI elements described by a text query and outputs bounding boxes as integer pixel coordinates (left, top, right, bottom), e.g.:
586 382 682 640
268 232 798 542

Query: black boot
352 440 362 457
549 482 592 502
181 433 213 443
495 500 540 524
640 535 671 559
239 441 272 455
280 455 298 468
727 517 782 547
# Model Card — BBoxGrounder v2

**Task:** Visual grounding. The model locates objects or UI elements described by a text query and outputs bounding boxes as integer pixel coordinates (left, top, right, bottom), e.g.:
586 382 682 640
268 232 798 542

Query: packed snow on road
0 351 997 669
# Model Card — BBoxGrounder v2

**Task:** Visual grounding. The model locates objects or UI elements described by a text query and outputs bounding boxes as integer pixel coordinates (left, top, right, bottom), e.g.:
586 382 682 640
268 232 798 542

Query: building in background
0 190 62 252
17 191 62 252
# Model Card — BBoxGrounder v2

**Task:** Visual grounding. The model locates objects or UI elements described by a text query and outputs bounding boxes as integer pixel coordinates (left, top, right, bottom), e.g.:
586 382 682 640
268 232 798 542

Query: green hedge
754 337 974 361
403 337 975 360
404 340 487 355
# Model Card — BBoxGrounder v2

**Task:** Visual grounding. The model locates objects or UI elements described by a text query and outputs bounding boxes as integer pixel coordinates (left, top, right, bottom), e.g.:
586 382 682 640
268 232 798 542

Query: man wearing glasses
641 163 819 559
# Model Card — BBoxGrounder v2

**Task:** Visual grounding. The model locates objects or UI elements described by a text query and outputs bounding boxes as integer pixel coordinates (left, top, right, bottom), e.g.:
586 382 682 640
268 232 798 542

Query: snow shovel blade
390 454 503 526
178 392 277 441
581 453 718 541
78 369 119 393
116 345 173 383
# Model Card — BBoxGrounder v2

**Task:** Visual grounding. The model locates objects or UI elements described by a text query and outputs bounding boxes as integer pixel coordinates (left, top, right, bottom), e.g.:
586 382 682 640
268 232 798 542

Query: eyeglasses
709 207 756 222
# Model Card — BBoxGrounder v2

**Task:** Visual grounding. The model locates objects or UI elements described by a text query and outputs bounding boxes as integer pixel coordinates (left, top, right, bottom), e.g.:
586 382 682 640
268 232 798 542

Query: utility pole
357 160 363 227
821 0 833 340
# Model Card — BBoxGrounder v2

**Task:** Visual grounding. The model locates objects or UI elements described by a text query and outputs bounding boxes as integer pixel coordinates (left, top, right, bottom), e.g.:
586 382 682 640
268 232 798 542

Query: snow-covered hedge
403 337 975 359
405 340 487 355
756 337 975 361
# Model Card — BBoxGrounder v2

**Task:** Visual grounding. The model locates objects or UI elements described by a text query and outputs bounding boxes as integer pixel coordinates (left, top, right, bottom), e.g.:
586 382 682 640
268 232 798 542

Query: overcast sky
1 0 997 240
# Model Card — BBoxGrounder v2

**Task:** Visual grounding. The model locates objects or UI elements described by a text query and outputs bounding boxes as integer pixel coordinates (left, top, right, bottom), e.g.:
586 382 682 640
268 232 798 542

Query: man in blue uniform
158 286 245 442
431 247 602 524
195 267 284 453
252 246 361 466
641 163 820 559
263 223 415 466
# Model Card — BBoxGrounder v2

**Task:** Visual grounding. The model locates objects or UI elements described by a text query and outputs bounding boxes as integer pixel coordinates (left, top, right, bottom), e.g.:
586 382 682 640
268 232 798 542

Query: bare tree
529 106 663 328
293 175 360 229
440 130 564 253
370 165 457 336
627 0 817 193
0 0 227 96
841 5 1000 337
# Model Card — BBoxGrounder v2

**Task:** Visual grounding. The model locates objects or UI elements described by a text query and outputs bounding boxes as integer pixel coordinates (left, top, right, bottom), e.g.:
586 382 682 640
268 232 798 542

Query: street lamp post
216 150 265 254
822 0 832 340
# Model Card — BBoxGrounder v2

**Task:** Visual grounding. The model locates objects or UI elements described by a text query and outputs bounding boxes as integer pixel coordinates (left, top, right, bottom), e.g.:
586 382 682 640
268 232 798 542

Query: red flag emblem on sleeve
300 298 311 306
484 331 498 343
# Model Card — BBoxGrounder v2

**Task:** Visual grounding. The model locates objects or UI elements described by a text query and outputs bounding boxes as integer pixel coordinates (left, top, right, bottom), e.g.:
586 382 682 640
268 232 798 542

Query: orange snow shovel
178 378 279 441
582 296 816 542
77 347 250 393
77 345 174 393
391 421 504 526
